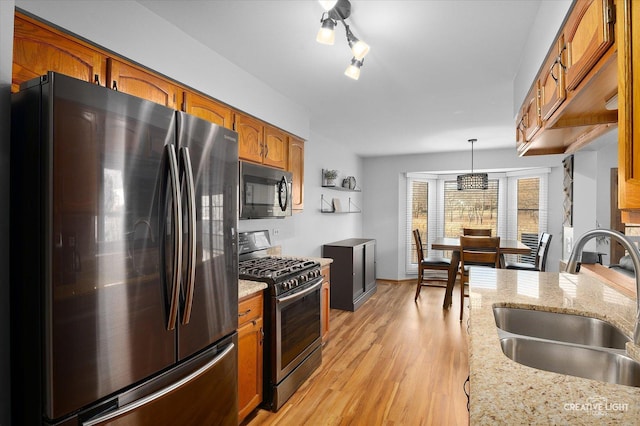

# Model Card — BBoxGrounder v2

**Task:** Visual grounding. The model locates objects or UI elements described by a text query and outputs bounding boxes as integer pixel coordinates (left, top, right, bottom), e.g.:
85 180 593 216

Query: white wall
513 0 572 116
568 131 618 264
238 130 363 257
362 149 567 280
0 1 15 422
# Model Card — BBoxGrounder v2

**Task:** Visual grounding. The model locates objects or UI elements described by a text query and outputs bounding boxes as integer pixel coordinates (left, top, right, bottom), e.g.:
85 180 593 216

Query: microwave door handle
165 144 182 331
179 147 196 325
278 176 289 211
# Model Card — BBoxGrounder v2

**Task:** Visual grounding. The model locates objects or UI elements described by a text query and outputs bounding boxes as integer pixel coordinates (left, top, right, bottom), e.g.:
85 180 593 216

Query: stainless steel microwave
239 161 292 219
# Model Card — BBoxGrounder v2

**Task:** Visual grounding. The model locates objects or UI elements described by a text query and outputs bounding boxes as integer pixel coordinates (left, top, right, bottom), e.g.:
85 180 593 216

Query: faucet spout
566 229 640 346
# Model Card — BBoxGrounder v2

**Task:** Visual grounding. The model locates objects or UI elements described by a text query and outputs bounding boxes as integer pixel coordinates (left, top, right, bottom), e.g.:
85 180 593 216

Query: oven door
273 277 322 383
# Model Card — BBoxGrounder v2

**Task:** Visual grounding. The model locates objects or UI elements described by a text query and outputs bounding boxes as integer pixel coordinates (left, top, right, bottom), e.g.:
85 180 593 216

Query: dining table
431 237 532 308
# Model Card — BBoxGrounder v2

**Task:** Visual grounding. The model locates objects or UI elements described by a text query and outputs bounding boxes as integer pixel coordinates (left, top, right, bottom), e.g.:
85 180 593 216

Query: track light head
316 16 336 45
344 58 363 80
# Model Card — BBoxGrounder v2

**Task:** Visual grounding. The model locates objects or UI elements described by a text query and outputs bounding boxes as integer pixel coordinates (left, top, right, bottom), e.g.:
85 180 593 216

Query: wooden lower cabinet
320 265 331 344
237 291 264 423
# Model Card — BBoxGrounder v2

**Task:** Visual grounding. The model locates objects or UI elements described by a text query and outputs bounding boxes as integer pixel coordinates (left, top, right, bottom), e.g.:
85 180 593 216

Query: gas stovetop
238 230 322 296
239 256 321 295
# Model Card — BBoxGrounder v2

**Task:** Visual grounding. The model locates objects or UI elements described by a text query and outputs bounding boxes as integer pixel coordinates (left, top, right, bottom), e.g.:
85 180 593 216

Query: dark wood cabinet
322 239 376 312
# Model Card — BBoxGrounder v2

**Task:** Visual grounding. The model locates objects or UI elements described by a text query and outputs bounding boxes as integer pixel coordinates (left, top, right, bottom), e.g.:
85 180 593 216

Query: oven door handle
276 279 322 304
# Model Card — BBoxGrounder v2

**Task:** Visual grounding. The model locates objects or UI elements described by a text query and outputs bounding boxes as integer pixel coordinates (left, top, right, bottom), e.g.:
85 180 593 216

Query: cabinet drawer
238 293 263 327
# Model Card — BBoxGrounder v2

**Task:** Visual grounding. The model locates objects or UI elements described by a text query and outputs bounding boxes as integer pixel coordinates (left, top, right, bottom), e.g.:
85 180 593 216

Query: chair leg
414 268 423 301
460 278 465 321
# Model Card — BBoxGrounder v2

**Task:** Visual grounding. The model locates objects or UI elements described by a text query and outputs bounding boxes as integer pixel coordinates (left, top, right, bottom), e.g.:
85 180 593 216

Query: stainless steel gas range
238 230 322 412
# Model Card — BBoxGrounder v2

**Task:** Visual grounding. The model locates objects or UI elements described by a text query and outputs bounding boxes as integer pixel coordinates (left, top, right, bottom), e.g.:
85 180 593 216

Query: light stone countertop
238 279 267 300
469 268 640 425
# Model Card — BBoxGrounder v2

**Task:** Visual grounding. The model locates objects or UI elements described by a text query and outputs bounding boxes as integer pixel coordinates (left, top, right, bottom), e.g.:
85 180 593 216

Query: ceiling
137 0 543 157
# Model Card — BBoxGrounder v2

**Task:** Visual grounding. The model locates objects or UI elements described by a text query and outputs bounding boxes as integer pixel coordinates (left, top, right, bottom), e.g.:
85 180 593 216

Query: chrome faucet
566 229 640 346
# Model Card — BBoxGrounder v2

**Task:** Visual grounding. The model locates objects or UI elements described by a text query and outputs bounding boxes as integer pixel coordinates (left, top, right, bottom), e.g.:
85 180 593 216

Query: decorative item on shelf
332 198 343 212
342 176 356 190
457 138 488 190
323 169 338 187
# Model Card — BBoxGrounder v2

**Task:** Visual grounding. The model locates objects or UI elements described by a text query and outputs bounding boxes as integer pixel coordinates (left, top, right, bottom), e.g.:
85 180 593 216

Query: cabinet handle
112 80 118 91
238 309 252 317
550 59 559 84
264 143 269 158
94 74 100 85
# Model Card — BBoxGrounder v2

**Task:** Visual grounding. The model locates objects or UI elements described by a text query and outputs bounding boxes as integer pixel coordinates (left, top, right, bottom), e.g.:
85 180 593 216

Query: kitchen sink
499 336 640 387
493 307 630 349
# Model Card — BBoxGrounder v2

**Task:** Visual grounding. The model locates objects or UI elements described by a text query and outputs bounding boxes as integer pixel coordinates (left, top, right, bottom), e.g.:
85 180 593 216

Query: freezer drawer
80 334 238 426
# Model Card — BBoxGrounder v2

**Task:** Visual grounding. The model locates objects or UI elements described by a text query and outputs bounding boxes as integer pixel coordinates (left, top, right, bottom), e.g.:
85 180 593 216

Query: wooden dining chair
413 229 452 301
462 228 492 236
505 233 552 272
459 235 501 320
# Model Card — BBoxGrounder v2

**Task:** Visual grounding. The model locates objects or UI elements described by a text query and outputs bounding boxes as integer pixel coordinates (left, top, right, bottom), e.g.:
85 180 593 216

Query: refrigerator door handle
179 146 197 325
82 343 235 426
166 144 183 331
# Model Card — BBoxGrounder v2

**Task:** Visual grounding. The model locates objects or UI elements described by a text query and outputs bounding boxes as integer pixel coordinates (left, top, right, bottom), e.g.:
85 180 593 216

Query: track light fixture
316 0 370 79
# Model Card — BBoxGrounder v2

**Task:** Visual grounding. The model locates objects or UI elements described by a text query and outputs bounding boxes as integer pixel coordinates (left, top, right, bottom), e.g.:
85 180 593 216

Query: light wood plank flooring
244 281 470 425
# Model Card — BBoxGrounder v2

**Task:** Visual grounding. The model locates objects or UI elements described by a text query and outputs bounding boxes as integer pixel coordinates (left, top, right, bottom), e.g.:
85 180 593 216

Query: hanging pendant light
457 139 489 190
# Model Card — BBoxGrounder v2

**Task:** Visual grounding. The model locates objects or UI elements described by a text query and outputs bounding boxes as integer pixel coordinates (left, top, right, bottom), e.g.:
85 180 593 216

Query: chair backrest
413 229 425 263
536 233 552 271
463 228 492 236
460 235 501 270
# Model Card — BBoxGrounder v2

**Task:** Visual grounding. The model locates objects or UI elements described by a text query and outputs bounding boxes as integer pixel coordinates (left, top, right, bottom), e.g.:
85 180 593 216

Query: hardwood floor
244 281 470 425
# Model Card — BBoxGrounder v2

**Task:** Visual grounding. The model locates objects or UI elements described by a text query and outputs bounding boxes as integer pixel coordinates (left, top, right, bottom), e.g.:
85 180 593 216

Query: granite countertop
469 268 640 424
238 257 333 300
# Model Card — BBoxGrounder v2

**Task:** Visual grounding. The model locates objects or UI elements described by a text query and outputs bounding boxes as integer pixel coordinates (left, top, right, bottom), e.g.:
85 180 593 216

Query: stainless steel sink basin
500 336 640 387
493 307 630 349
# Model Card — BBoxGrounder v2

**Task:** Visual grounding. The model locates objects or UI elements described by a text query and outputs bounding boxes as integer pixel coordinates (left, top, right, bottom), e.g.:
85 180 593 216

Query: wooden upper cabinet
235 113 288 169
12 14 105 92
182 91 233 129
539 37 567 121
617 0 640 220
564 0 615 91
263 125 288 169
235 113 264 164
516 83 541 153
107 58 179 109
288 137 305 211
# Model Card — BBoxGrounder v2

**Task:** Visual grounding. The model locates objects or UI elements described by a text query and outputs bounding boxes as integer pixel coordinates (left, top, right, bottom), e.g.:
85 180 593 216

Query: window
443 179 499 237
405 170 549 274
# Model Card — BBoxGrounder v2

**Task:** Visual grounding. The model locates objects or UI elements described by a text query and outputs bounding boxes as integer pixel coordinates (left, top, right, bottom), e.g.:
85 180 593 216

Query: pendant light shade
318 0 338 11
316 17 336 45
457 139 489 190
344 58 363 80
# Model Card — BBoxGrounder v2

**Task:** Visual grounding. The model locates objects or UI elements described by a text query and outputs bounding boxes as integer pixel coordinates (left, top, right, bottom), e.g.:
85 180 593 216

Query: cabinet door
235 113 264 164
617 0 640 217
364 241 376 292
516 83 541 153
565 0 614 91
12 14 105 92
539 37 567 121
352 245 365 299
320 266 330 344
107 58 179 109
237 317 263 422
182 91 233 129
263 125 288 169
288 137 305 211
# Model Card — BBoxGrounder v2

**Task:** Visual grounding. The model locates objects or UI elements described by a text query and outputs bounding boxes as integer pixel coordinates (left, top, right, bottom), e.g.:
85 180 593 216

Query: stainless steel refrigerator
10 72 239 425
